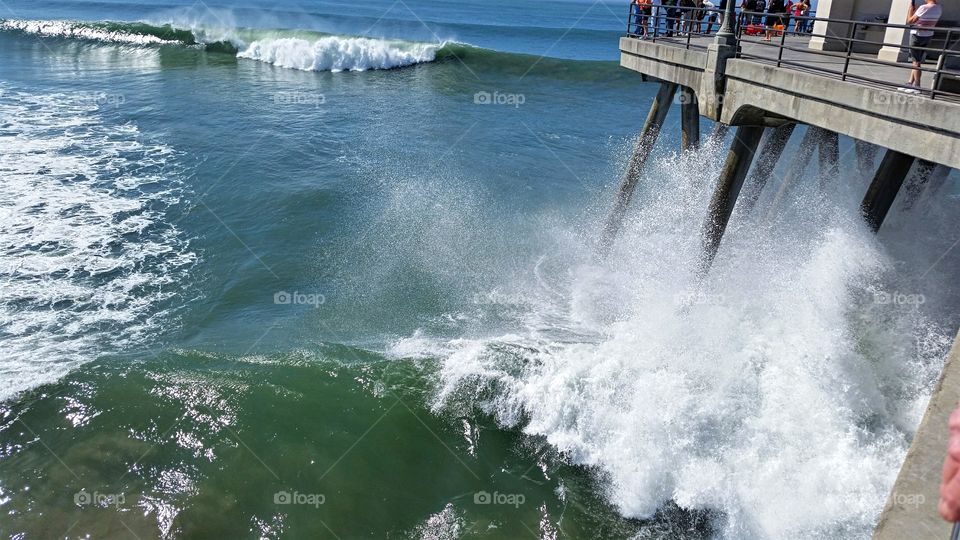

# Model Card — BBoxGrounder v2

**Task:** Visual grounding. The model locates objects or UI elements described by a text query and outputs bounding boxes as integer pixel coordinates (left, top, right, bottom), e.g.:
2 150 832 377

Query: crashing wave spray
389 134 956 538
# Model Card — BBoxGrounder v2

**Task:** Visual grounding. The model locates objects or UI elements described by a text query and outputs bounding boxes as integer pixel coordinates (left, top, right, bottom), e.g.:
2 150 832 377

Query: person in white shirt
906 0 943 89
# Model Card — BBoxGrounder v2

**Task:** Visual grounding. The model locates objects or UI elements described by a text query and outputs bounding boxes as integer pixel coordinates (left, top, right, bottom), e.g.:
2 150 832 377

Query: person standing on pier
791 0 809 33
702 0 717 33
631 0 653 38
764 0 787 41
906 0 943 90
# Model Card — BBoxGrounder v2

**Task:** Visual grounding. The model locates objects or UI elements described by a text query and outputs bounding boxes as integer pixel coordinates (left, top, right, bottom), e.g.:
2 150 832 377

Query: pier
611 2 959 537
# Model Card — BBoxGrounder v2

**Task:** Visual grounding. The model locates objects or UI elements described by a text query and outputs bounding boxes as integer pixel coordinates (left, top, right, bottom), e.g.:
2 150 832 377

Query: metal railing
625 5 960 101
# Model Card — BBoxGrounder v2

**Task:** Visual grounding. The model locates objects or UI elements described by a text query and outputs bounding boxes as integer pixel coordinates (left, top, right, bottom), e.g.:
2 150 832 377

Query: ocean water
0 1 958 538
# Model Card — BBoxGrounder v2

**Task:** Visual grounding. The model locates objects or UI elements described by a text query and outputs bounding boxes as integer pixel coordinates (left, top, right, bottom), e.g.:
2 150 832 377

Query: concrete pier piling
600 81 677 253
856 139 880 180
765 125 822 220
861 149 916 232
700 125 765 273
740 123 796 214
818 130 840 188
680 87 700 152
901 160 937 212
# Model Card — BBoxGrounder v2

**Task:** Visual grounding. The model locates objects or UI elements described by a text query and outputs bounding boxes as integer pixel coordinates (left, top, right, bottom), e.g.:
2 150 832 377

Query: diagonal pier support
861 149 916 232
764 125 822 221
817 130 840 188
699 125 765 274
740 123 796 214
599 81 678 253
680 87 700 152
900 160 938 212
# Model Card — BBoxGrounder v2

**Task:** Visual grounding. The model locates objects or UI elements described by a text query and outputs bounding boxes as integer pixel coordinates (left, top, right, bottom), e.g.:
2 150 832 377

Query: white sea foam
0 19 180 45
237 36 442 72
384 138 956 538
0 86 195 401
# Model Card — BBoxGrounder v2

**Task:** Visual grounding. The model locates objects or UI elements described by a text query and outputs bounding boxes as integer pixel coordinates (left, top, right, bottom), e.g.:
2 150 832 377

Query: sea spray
395 136 955 539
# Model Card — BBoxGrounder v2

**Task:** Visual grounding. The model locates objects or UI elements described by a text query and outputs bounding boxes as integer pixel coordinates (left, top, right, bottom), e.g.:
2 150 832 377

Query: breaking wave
0 18 620 76
381 136 957 538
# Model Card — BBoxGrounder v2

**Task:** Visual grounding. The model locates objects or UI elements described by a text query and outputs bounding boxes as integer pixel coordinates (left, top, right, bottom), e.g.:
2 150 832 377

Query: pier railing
626 5 960 101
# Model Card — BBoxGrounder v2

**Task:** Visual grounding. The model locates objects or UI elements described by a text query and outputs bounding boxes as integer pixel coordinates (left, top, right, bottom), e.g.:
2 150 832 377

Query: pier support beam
922 164 954 205
856 139 879 180
708 123 730 147
600 82 678 253
700 125 765 273
900 160 937 211
740 123 796 213
817 130 840 188
765 125 822 220
861 149 916 232
680 87 700 152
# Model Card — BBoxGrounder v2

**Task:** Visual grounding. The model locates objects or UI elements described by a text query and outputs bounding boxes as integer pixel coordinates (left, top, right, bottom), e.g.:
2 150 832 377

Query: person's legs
909 35 930 88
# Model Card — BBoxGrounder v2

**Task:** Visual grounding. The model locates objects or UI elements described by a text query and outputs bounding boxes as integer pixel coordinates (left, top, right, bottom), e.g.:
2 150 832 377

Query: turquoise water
0 1 958 538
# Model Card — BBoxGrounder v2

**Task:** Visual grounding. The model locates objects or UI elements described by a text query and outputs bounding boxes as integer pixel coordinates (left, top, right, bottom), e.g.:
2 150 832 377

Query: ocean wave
0 19 188 45
0 18 621 77
236 36 443 72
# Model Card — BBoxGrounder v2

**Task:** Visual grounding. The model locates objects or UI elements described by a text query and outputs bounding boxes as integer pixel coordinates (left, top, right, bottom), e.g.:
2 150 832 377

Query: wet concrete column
740 123 797 213
818 130 840 188
680 87 700 152
861 149 916 232
764 125 822 220
600 81 678 253
699 125 765 273
856 139 880 180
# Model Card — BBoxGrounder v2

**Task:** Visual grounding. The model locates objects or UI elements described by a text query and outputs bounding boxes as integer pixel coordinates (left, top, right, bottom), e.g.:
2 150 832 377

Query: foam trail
0 86 195 401
385 140 955 539
237 36 443 72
